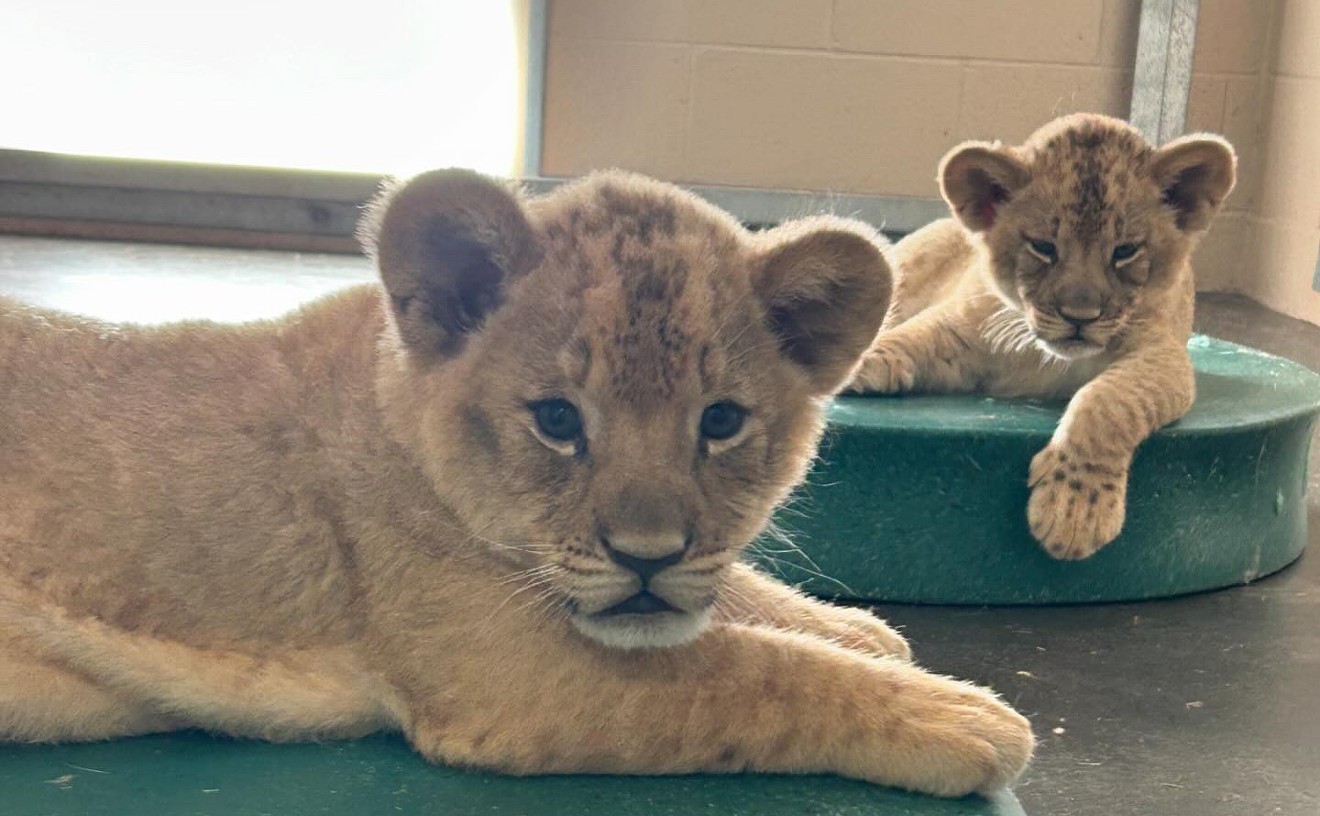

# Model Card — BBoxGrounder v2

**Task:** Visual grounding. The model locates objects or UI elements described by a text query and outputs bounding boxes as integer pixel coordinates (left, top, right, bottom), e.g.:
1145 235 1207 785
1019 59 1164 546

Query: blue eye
532 399 582 441
1027 239 1057 260
700 401 746 441
1111 243 1140 263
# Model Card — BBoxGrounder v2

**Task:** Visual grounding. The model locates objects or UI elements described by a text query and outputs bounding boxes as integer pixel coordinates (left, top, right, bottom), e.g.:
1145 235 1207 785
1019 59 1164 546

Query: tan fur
0 170 1032 796
849 114 1236 559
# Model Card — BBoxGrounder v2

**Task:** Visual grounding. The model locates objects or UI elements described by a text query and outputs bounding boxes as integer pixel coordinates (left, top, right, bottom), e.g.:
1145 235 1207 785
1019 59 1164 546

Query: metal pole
1130 0 1200 144
521 0 549 178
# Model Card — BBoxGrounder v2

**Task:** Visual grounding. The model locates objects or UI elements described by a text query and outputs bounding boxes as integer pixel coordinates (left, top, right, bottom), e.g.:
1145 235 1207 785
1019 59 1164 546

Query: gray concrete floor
887 292 1320 816
1 235 1317 815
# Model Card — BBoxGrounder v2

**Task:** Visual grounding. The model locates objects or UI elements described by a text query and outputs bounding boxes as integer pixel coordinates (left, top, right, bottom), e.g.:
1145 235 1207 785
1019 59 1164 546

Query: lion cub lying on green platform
850 113 1236 560
0 170 1032 796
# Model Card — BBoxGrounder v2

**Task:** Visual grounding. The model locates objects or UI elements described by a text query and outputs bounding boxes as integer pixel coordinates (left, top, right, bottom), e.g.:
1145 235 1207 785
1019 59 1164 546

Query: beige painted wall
542 0 1138 197
1253 2 1320 325
541 0 1320 325
1187 0 1320 324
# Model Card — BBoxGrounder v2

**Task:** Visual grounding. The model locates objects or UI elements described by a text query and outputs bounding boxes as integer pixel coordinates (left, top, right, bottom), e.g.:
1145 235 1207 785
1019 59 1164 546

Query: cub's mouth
561 550 731 650
595 590 679 616
1036 334 1106 361
570 589 714 650
1027 311 1113 361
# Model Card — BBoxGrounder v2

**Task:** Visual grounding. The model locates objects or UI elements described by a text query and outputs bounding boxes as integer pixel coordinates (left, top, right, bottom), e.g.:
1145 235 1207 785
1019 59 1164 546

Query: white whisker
476 563 569 640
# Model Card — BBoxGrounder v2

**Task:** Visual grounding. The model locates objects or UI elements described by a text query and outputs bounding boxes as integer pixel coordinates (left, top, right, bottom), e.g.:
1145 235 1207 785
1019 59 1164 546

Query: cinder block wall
542 0 1137 197
1184 0 1320 324
1250 1 1320 326
540 0 1319 325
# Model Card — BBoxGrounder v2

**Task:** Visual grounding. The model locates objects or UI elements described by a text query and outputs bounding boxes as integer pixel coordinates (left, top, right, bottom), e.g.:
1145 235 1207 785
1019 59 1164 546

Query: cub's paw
847 344 916 394
817 605 912 661
959 689 1035 795
954 688 1035 796
1027 444 1128 559
878 676 1035 797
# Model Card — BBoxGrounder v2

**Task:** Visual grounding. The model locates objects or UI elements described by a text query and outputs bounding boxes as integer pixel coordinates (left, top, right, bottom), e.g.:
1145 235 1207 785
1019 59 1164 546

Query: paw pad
1027 445 1129 559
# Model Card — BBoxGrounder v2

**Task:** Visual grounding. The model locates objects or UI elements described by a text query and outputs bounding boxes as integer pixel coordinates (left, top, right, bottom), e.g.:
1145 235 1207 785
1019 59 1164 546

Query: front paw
943 684 1035 796
822 605 912 661
866 672 1035 797
957 689 1035 796
848 344 916 394
1027 444 1128 559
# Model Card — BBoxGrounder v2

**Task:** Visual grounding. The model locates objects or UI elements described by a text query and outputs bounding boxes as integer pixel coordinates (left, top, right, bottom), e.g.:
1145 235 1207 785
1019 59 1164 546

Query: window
2 0 524 176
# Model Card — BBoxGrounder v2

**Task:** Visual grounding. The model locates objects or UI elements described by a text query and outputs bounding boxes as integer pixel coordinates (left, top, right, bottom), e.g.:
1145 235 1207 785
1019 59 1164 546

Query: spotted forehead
538 180 747 405
1029 125 1155 241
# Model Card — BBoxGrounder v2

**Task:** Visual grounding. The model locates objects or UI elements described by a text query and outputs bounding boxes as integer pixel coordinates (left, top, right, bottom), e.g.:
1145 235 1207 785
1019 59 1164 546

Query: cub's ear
752 218 892 395
1150 134 1236 232
358 169 542 356
939 141 1031 232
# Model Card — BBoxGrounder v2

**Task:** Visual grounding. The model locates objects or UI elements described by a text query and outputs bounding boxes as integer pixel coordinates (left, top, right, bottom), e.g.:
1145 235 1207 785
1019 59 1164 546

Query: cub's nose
1058 303 1102 329
601 535 687 583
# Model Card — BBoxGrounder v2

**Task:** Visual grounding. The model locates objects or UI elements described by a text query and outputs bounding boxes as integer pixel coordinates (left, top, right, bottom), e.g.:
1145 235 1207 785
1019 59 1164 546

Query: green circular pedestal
0 732 1026 816
770 336 1320 605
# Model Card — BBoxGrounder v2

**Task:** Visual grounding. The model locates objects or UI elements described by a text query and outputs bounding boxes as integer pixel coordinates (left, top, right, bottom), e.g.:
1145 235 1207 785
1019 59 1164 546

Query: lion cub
849 113 1236 560
0 170 1032 796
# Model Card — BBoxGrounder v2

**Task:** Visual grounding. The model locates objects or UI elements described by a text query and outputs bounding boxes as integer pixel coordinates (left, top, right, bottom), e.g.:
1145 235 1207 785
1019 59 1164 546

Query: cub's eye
1111 243 1141 264
1026 239 1058 262
700 401 747 441
531 398 583 442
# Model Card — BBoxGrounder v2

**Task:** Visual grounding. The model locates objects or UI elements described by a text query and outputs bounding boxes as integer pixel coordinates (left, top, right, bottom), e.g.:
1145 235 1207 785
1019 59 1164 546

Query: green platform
1 732 1025 815
768 336 1320 604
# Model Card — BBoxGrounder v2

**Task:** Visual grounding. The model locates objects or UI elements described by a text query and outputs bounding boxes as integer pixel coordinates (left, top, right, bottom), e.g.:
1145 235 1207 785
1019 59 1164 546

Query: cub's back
0 294 296 462
0 289 384 648
885 219 980 326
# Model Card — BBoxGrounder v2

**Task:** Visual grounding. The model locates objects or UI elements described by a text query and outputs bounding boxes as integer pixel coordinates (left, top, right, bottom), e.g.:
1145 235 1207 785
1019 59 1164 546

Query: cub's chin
1035 336 1106 361
572 603 713 650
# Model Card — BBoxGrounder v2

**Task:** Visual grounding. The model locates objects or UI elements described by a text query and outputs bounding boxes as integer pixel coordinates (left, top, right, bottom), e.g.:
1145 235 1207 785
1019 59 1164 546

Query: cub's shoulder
885 219 980 324
890 218 973 273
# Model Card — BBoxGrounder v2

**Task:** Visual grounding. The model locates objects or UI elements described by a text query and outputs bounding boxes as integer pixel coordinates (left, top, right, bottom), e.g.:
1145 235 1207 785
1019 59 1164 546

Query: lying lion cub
850 113 1236 560
0 170 1032 796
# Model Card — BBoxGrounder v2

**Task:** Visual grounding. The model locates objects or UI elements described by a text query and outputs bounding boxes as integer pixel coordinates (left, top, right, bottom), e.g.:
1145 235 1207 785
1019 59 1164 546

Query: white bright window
2 0 521 177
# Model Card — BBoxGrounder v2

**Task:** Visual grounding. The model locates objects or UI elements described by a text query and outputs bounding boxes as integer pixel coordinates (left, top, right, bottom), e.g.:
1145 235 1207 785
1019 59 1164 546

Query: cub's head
361 170 890 649
940 113 1235 359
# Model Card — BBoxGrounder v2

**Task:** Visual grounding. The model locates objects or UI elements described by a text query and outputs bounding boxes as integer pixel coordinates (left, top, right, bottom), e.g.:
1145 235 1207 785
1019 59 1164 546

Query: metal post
521 0 549 179
1130 0 1200 144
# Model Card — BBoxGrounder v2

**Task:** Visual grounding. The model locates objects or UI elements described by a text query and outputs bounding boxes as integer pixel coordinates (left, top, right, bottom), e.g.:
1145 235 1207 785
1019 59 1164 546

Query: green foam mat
769 336 1320 604
1 732 1025 816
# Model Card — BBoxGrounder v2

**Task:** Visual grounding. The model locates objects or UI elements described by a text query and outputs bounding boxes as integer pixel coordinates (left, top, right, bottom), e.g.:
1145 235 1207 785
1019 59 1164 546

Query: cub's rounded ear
752 217 892 395
358 169 542 357
939 141 1031 232
1150 134 1237 232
